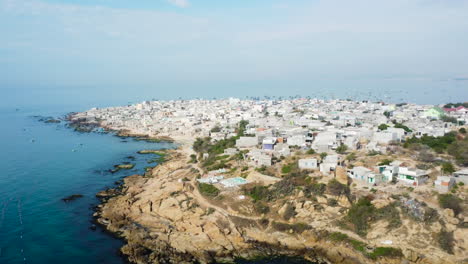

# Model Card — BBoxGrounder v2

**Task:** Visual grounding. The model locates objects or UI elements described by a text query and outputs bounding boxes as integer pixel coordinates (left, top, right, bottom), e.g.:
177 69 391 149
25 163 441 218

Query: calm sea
0 106 313 264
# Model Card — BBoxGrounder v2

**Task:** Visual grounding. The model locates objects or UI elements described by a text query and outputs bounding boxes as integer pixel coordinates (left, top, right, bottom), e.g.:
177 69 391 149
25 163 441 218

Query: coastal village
71 99 468 264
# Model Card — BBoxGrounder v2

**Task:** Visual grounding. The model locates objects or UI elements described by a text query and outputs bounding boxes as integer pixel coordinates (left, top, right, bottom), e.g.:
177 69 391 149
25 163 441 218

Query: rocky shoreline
91 148 413 264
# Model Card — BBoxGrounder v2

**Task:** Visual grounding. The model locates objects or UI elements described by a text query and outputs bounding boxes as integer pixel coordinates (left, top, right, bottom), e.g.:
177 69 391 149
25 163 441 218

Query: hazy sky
1 0 467 107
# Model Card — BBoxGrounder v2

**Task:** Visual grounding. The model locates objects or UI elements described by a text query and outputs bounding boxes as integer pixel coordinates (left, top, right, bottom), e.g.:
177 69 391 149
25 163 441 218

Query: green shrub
327 179 350 197
336 144 348 154
281 164 293 174
393 122 412 132
306 149 316 155
441 115 457 124
327 198 338 206
253 201 270 214
346 197 375 236
198 183 220 197
367 247 403 259
346 152 357 161
349 239 367 252
375 203 402 229
378 124 389 130
304 183 326 197
328 232 366 252
437 230 454 254
210 126 221 133
329 232 349 242
206 207 215 215
438 194 462 215
378 159 393 166
367 150 381 156
244 185 271 202
189 154 197 163
447 138 468 166
441 162 455 174
405 133 456 153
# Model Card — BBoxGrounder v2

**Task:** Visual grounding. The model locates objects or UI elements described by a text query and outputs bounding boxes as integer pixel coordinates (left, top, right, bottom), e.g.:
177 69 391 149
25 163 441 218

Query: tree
378 159 393 166
383 111 391 118
459 127 467 134
336 144 348 154
210 126 221 133
378 124 389 131
306 149 315 155
393 122 412 132
320 152 328 160
237 120 249 136
441 162 455 174
441 115 457 124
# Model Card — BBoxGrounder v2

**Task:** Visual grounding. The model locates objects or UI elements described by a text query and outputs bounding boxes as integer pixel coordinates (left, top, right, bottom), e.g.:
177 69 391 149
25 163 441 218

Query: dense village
75 98 468 189
72 98 468 263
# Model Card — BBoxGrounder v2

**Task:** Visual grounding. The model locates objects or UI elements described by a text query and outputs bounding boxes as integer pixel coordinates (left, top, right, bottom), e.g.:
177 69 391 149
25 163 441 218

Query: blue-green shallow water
0 107 174 264
0 106 314 264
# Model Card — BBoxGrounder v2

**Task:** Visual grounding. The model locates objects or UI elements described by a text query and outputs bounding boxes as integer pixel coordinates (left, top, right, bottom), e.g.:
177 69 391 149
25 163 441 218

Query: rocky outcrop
94 150 467 264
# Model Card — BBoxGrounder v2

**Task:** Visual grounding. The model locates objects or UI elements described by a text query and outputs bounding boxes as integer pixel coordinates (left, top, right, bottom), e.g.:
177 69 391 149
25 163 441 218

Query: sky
1 0 468 108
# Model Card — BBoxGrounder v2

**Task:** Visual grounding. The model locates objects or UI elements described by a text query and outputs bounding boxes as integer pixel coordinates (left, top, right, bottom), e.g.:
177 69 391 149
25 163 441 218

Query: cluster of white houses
73 98 468 193
347 161 429 186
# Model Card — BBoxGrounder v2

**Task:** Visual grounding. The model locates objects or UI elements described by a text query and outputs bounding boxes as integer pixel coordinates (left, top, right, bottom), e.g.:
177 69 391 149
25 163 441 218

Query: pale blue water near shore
0 105 313 264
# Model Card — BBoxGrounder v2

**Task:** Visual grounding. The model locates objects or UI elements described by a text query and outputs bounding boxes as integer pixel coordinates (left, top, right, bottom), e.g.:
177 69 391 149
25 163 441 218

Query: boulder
403 248 419 262
443 208 455 218
446 216 459 226
371 199 391 209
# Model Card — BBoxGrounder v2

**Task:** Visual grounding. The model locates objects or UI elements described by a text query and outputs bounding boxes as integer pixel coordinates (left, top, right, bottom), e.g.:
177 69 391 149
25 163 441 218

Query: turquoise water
0 105 314 264
0 106 173 264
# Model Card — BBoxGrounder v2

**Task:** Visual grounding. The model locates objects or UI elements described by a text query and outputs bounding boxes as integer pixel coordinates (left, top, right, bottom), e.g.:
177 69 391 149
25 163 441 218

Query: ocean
0 106 173 264
0 106 314 264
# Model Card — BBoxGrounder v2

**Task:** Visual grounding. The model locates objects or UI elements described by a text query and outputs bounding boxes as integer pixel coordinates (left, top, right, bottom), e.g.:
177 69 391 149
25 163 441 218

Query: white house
453 169 468 185
262 137 277 150
287 135 306 147
236 136 258 148
348 166 384 185
273 143 291 157
397 167 429 186
373 131 398 144
298 158 318 170
319 154 340 175
387 127 406 141
312 132 338 153
257 155 272 167
376 161 401 182
434 176 456 193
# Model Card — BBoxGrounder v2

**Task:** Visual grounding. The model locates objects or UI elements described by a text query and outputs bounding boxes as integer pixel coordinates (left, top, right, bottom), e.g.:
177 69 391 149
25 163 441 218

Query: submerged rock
110 164 135 173
62 194 84 202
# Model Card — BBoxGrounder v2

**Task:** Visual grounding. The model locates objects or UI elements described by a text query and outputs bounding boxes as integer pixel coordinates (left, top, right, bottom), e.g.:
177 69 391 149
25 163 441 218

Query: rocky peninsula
68 99 468 264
